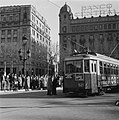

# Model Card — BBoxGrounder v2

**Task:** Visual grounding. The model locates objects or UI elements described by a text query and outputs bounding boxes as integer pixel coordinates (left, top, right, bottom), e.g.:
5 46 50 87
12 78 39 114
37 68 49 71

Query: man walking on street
47 74 52 95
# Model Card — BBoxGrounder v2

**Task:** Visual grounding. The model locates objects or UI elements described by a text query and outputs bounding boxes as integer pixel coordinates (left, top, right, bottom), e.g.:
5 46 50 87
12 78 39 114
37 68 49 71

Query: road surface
0 89 119 120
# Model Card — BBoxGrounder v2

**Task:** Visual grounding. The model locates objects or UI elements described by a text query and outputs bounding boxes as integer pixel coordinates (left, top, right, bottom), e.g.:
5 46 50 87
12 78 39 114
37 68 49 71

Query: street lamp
18 35 31 75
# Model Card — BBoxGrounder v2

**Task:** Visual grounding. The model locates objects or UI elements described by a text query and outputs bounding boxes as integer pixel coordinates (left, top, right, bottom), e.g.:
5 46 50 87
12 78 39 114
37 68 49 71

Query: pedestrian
27 75 30 91
14 74 18 91
6 74 10 91
52 75 59 95
2 74 6 91
40 76 44 90
47 74 52 95
24 75 28 91
44 74 48 90
18 75 22 90
9 73 13 90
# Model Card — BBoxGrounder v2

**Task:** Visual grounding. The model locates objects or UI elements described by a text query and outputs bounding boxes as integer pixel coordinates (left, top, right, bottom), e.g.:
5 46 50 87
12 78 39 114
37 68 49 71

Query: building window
32 15 35 22
37 33 39 39
104 24 107 29
46 28 48 33
22 28 27 34
113 23 116 29
89 35 94 48
13 29 17 35
40 35 42 40
32 29 35 36
63 44 67 50
99 34 104 43
7 37 11 42
85 25 88 31
9 15 13 21
116 33 119 41
62 26 67 33
46 39 48 44
64 14 66 19
81 25 85 31
43 37 44 42
72 26 76 32
71 36 76 50
80 35 85 44
71 35 76 42
7 30 11 35
1 38 5 43
1 15 4 21
39 23 41 27
94 25 98 30
1 30 5 35
89 35 94 41
63 36 67 42
2 24 5 27
14 14 19 21
99 34 103 39
99 24 103 30
118 24 119 29
108 33 112 41
13 37 17 42
23 12 27 20
108 24 111 29
36 20 38 24
89 25 94 31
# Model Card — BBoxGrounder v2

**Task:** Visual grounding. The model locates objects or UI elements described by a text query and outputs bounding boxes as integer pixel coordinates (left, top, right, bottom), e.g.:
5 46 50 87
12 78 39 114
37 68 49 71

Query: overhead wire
47 0 60 8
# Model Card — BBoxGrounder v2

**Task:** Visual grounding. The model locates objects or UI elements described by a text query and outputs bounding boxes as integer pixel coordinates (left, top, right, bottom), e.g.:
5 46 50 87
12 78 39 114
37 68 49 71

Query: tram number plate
75 74 83 81
65 74 72 79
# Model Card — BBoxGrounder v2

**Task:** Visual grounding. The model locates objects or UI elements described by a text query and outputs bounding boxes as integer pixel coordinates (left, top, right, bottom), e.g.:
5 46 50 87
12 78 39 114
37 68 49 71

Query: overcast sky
0 0 119 45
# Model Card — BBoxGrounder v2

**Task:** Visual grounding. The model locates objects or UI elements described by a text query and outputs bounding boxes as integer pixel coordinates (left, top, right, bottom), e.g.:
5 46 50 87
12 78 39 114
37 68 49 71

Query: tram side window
104 63 107 74
65 61 74 74
114 66 116 74
99 61 103 74
116 66 119 75
91 63 94 72
94 63 96 72
74 61 83 73
107 64 110 74
110 65 114 74
84 60 90 72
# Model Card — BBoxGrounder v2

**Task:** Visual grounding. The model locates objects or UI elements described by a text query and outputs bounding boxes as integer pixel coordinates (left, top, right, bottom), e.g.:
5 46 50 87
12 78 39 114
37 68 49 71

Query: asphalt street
0 89 119 120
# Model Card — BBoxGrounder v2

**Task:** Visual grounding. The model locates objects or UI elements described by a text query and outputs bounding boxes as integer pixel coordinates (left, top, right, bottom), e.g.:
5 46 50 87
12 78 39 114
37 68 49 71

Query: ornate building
0 5 51 75
59 3 119 75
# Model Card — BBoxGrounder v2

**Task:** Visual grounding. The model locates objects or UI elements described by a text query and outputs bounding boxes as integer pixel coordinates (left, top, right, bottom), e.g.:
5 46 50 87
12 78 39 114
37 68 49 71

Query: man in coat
47 74 52 95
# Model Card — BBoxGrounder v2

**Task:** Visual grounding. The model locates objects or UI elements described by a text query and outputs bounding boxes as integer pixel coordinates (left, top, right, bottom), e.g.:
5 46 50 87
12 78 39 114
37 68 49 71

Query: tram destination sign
75 3 119 18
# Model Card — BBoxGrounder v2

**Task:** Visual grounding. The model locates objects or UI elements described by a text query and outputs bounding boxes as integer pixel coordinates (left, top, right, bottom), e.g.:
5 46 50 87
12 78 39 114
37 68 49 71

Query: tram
63 52 119 95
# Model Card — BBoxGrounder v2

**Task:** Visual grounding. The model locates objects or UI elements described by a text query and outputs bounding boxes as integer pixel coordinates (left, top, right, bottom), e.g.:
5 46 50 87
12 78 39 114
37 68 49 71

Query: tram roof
65 52 119 65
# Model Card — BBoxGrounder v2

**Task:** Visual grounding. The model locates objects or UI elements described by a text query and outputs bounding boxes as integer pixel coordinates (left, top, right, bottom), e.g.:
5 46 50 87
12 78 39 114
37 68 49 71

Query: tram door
90 60 98 93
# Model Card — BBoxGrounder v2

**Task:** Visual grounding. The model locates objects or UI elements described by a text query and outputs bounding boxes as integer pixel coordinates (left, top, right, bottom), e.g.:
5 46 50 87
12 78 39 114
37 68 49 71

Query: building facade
59 3 119 75
0 5 51 75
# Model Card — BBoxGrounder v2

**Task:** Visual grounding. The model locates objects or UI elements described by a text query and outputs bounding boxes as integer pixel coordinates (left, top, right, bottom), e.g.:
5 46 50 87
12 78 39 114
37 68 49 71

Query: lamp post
18 35 31 75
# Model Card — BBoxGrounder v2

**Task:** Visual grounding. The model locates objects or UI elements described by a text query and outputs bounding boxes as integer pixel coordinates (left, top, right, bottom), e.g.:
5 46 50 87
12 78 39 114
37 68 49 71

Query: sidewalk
0 89 41 95
0 87 63 95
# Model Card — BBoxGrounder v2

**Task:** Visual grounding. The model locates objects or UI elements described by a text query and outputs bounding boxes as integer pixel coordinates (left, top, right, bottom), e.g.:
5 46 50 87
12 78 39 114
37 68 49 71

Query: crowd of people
0 73 63 95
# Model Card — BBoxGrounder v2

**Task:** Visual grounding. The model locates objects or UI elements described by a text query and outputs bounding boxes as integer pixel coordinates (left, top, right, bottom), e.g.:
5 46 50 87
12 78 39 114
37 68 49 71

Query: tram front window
65 60 83 74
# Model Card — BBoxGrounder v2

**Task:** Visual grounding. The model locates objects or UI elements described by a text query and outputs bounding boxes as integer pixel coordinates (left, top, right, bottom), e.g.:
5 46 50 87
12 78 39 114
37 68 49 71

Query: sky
0 0 119 45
